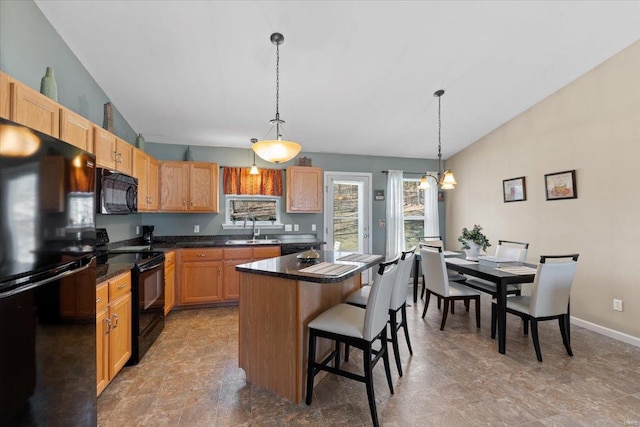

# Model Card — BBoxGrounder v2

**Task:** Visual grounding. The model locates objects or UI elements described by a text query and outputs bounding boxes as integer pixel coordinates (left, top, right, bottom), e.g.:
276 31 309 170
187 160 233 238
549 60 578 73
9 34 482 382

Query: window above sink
222 195 284 230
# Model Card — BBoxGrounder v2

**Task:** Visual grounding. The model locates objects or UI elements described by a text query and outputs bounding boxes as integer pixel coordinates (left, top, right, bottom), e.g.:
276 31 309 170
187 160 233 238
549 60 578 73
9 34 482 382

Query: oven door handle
137 259 164 273
0 256 95 299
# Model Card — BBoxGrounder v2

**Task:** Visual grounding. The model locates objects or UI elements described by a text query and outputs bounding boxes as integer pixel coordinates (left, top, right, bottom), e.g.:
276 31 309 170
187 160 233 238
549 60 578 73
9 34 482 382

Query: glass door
324 172 372 283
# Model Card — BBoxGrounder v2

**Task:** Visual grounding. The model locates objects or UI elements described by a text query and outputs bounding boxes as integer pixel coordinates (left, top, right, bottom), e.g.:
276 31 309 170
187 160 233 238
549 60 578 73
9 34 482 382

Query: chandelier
252 33 302 164
419 89 457 190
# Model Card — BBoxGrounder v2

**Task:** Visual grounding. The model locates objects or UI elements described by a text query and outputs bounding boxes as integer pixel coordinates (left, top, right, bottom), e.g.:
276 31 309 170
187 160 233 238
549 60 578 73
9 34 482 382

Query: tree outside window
403 179 426 249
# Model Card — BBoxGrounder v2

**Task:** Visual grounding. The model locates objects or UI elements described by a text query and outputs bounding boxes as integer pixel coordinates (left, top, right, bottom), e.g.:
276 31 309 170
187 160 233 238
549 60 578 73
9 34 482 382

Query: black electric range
96 228 165 365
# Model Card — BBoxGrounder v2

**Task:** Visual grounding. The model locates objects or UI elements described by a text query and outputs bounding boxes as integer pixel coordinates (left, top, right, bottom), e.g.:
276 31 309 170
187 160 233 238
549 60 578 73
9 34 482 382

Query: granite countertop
235 250 383 283
96 262 133 284
111 234 325 250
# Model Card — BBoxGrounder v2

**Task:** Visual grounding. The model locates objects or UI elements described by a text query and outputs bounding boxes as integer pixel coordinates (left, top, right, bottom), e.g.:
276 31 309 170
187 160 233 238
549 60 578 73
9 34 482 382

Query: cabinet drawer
108 272 131 301
181 248 223 262
96 283 109 311
164 250 176 266
223 248 252 260
253 246 281 260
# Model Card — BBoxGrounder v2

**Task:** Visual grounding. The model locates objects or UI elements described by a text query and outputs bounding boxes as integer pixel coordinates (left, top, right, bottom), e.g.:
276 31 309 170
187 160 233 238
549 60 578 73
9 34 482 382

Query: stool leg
421 290 431 318
344 344 350 362
389 310 402 377
401 304 413 355
382 328 394 395
363 344 379 427
305 330 317 405
530 319 543 362
440 299 450 330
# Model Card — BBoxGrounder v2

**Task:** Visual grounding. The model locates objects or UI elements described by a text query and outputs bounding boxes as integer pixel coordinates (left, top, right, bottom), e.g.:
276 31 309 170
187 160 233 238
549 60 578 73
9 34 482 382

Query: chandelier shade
252 139 301 164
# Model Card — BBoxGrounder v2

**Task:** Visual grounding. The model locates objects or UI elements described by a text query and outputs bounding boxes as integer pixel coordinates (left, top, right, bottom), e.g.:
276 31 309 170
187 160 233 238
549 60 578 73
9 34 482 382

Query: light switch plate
312 224 316 231
285 224 292 232
193 225 200 233
294 224 299 231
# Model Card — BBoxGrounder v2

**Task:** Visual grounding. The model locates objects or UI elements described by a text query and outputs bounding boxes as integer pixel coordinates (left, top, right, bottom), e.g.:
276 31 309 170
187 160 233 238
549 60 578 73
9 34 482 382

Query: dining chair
345 247 416 376
419 236 466 301
306 258 399 427
463 240 529 298
420 245 481 330
491 254 579 362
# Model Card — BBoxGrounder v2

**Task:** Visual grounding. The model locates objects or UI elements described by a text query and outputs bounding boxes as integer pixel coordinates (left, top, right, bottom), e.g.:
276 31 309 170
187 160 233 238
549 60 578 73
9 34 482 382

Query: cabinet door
223 259 250 301
189 162 219 212
286 166 323 213
115 137 132 175
180 261 222 304
133 148 149 210
94 126 117 170
160 161 189 211
147 157 159 210
10 81 60 137
109 293 131 379
0 71 10 119
60 108 93 153
96 307 110 396
164 260 175 316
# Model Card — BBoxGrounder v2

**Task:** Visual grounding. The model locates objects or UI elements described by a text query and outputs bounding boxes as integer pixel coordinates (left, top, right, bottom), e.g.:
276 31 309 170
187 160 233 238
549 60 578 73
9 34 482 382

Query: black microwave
96 168 138 214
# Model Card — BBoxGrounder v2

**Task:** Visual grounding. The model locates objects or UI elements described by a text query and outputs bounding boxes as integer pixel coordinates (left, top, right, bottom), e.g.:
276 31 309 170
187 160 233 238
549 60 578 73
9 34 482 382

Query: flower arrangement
458 224 491 251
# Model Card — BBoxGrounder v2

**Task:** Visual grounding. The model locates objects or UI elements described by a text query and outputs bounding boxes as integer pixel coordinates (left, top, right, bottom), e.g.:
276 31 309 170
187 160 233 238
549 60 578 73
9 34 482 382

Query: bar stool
345 247 415 376
305 258 399 427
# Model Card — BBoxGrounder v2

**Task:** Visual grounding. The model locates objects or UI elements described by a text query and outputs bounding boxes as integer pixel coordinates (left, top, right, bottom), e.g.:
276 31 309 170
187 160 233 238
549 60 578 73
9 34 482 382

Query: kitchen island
236 251 383 403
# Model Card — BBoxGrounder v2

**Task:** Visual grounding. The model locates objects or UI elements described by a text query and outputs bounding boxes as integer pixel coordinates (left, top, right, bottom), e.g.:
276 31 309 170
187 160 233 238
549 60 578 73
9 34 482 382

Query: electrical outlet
285 224 292 232
294 224 299 232
193 225 200 233
312 224 316 232
613 299 623 312
379 220 386 228
136 226 141 235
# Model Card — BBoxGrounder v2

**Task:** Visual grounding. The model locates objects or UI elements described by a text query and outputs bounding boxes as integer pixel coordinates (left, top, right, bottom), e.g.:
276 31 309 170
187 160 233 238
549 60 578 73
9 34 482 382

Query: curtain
223 167 283 196
424 178 440 238
385 170 405 259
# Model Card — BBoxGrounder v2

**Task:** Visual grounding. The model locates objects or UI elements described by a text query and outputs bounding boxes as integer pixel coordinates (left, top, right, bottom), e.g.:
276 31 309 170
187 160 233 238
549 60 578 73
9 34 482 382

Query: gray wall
1 0 447 255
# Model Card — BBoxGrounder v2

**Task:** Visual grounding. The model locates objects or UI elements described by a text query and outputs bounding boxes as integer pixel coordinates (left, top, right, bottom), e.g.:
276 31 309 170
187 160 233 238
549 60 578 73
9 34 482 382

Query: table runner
336 253 381 263
299 262 358 276
495 266 537 275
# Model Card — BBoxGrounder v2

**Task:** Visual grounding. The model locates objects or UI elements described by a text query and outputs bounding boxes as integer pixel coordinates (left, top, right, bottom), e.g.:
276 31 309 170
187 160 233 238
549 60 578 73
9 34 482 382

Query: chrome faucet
244 214 260 240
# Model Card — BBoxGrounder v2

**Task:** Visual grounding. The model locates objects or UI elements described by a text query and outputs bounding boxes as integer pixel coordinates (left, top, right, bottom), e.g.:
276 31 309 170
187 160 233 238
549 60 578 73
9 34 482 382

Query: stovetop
95 228 163 266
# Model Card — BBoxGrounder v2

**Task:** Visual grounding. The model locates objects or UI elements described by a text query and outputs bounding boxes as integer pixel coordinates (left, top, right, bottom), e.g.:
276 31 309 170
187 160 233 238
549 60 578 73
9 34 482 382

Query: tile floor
98 293 640 426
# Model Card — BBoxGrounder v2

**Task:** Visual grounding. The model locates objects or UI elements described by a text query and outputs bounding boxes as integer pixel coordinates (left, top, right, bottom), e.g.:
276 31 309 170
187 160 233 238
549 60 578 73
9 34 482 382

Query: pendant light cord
437 93 442 176
275 42 280 120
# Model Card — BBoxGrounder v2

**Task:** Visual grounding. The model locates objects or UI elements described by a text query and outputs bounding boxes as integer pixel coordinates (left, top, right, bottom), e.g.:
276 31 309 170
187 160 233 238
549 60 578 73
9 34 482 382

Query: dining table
413 251 537 354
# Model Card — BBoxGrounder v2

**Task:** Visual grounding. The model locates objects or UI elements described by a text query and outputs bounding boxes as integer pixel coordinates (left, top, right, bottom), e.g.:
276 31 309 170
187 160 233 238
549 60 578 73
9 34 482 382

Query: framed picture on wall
545 170 577 200
503 177 526 202
374 189 385 201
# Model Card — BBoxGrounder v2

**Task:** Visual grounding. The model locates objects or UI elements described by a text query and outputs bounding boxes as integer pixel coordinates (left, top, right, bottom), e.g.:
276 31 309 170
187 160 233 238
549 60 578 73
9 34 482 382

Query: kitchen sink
225 239 281 245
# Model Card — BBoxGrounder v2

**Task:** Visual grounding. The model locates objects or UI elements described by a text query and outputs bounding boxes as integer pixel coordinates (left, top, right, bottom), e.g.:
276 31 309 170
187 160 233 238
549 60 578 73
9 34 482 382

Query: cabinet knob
182 200 186 206
190 199 194 206
96 297 101 304
112 150 118 162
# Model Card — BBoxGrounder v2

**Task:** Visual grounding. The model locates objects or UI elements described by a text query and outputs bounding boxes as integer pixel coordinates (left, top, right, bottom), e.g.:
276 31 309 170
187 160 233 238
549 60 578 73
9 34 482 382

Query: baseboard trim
571 316 640 348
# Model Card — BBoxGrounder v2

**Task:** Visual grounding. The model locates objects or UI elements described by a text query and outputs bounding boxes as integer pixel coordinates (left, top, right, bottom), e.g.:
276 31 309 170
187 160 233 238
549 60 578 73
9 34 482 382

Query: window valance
222 167 283 196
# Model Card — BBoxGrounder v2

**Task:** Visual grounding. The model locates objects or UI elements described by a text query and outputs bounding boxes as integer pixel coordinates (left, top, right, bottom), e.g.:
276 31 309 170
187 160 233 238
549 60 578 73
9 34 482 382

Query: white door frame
324 171 373 284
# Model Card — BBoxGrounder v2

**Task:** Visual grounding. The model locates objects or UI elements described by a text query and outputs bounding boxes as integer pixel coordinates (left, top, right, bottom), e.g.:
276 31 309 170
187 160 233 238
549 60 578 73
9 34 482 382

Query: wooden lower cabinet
96 271 132 396
164 251 176 316
178 246 281 306
179 248 223 305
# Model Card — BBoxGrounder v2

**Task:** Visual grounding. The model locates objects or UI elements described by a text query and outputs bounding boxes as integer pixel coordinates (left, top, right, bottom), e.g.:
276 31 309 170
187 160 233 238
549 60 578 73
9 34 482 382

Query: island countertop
235 250 383 283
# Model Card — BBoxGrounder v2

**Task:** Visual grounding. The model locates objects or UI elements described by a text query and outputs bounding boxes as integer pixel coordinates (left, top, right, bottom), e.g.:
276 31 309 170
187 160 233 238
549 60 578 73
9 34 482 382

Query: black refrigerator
0 117 97 426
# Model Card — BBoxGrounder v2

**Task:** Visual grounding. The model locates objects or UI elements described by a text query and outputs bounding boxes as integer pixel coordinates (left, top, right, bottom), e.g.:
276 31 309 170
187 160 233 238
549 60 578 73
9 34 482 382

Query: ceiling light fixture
249 138 259 175
419 89 457 190
252 32 301 164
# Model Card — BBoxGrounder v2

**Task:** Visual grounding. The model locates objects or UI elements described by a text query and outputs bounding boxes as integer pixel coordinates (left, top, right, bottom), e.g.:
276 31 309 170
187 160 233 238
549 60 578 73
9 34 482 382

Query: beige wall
445 40 640 340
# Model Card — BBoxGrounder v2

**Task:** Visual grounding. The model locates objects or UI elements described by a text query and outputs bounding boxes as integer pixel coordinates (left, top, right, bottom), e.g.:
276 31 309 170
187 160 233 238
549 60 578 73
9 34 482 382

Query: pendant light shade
419 175 431 189
249 138 260 175
254 32 302 164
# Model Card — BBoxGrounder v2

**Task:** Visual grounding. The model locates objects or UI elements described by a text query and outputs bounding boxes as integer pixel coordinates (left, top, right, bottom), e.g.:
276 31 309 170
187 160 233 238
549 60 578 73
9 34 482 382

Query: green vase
136 133 146 151
40 66 58 101
184 146 193 161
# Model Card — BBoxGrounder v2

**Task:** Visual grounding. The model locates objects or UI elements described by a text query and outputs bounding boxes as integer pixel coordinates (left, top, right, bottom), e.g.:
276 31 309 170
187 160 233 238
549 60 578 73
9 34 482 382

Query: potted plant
458 224 491 260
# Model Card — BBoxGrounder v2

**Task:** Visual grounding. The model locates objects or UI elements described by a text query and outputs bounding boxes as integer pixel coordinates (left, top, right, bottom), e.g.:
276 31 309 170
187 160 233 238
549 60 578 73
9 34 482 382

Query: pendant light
419 89 456 190
249 138 259 175
253 33 302 164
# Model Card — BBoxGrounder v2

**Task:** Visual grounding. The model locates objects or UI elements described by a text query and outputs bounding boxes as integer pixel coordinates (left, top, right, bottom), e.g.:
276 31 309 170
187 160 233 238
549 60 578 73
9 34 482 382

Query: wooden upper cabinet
286 166 323 213
0 71 10 119
115 137 132 175
10 80 60 138
189 162 219 212
160 161 189 211
160 161 219 212
60 107 93 153
133 148 159 211
94 126 133 174
94 126 117 170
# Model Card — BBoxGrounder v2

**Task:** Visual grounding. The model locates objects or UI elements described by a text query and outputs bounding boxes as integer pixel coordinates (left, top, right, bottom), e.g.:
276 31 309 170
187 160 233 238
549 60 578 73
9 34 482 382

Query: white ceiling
35 1 640 160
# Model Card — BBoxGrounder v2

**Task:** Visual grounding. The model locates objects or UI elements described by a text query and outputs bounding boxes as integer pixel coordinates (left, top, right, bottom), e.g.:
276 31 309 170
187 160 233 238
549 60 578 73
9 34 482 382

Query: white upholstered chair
463 240 529 297
346 247 415 376
420 246 481 330
306 258 400 427
491 254 579 362
419 236 466 301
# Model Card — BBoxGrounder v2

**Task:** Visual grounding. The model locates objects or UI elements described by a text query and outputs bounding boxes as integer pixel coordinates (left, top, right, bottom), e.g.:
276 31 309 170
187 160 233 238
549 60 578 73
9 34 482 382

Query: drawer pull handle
105 318 112 334
117 283 128 289
112 313 119 328
197 254 206 257
96 297 102 303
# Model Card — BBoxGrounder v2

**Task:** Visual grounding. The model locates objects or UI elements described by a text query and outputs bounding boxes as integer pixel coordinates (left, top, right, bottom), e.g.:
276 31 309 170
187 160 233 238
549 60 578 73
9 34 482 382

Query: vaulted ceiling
35 1 640 159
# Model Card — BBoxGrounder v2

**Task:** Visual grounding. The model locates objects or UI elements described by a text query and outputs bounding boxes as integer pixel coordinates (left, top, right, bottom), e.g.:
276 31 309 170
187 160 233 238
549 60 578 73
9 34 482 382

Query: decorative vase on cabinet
136 133 146 151
40 66 58 101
